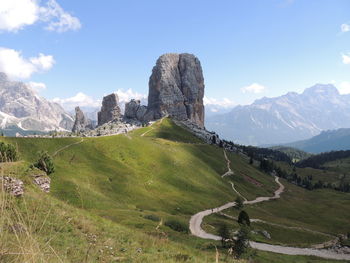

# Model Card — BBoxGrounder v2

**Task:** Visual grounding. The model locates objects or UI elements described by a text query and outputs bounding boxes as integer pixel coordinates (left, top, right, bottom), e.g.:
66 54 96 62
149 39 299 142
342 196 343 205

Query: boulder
146 53 205 127
33 175 51 193
97 93 121 126
1 176 24 197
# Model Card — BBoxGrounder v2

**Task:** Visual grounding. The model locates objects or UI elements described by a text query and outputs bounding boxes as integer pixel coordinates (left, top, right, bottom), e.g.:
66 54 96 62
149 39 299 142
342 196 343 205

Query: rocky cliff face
124 99 147 121
145 53 205 127
0 72 74 133
72 106 91 132
97 93 121 126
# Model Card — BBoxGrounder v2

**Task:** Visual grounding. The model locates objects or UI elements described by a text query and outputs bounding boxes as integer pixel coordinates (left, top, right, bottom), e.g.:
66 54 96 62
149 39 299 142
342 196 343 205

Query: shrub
143 214 160 222
33 151 55 175
0 142 18 162
164 219 188 233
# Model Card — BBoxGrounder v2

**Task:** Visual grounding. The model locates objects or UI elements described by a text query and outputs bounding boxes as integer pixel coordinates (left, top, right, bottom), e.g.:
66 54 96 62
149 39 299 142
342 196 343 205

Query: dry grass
0 169 62 263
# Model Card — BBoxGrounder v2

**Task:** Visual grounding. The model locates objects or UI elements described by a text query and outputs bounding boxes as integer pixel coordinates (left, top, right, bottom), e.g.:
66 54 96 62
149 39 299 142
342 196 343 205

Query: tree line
296 150 350 169
260 158 350 193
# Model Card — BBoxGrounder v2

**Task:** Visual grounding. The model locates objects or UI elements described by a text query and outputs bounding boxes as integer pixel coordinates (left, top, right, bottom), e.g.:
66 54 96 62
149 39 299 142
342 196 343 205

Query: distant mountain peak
302 84 339 96
206 83 350 146
0 72 73 133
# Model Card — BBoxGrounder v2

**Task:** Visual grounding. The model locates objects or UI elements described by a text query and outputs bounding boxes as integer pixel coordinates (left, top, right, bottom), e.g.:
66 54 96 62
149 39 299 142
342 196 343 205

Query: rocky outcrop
83 120 141 137
97 93 121 126
72 106 90 133
1 176 24 197
145 53 205 127
33 175 51 193
124 99 147 121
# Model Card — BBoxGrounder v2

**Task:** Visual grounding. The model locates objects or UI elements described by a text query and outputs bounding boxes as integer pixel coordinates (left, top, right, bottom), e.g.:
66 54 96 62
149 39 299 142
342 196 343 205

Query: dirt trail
189 150 350 261
221 150 234 177
229 182 247 201
140 117 165 137
52 138 84 157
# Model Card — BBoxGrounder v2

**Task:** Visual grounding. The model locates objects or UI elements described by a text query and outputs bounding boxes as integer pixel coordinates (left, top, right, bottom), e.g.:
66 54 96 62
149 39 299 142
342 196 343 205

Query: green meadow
0 118 349 262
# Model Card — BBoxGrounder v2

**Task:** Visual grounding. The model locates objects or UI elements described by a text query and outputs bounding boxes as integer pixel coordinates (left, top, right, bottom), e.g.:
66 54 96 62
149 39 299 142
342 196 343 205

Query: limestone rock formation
72 106 90 133
97 93 121 126
124 99 147 121
145 53 205 127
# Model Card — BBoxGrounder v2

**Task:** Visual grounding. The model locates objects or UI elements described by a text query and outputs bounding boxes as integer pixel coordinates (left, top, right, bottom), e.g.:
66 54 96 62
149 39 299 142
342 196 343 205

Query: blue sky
1 0 350 110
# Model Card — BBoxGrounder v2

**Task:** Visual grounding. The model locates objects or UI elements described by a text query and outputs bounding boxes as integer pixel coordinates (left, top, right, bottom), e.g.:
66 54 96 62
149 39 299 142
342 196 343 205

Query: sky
1 0 350 110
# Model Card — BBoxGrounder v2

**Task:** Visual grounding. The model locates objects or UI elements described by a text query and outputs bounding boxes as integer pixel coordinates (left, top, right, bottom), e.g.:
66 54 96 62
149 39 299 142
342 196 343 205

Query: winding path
140 117 165 137
52 138 84 157
189 151 350 261
221 150 234 177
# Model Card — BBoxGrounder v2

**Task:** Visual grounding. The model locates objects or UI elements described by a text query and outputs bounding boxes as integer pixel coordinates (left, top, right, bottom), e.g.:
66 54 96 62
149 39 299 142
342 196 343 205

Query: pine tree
229 225 250 259
218 223 230 247
237 210 250 226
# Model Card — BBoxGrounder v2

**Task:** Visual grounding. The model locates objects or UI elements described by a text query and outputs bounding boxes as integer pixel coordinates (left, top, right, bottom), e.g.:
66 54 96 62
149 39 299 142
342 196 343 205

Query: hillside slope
1 118 349 262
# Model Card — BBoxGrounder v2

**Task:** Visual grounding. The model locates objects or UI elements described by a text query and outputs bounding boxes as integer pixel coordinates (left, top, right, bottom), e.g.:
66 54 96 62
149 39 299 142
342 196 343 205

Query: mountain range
205 84 350 146
282 128 350 153
0 73 73 135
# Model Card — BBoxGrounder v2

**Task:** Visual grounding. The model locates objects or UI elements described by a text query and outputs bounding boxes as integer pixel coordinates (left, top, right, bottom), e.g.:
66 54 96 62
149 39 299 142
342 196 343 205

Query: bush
0 142 18 162
143 214 160 222
33 151 55 175
164 219 188 233
238 210 250 226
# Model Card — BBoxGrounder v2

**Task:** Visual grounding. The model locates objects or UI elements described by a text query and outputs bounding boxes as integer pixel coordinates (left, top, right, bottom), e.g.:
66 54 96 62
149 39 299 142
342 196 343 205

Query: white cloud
203 96 235 108
0 0 38 32
53 89 148 112
241 83 266 94
342 53 350 64
0 47 55 79
341 23 350 33
30 53 55 70
0 0 81 33
52 92 101 110
27 81 47 92
114 89 147 105
40 0 81 33
338 81 350 94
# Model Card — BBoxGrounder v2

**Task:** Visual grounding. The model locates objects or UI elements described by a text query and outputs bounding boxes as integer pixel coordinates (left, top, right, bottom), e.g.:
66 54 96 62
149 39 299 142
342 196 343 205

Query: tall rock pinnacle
97 93 121 126
145 53 205 127
72 106 89 133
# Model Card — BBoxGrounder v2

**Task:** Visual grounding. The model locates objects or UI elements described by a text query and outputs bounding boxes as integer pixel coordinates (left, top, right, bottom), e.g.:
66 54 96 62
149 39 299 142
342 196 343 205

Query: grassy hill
0 118 349 262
